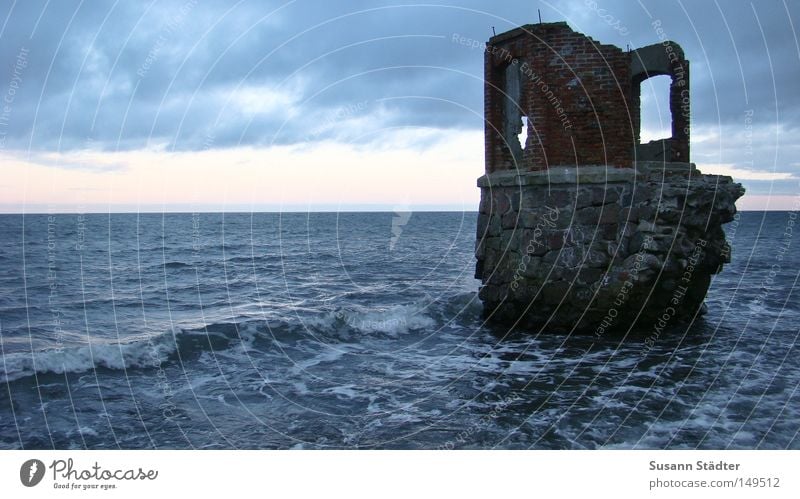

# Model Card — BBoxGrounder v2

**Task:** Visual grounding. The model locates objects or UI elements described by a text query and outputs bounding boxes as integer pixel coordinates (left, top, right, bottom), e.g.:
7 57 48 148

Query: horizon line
0 209 789 215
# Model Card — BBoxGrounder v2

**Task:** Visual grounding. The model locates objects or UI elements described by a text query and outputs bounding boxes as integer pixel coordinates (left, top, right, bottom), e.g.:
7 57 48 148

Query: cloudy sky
0 0 797 212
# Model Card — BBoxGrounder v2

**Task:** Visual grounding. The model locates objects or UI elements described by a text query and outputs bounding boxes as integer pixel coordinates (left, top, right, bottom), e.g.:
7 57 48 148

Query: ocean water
0 211 797 449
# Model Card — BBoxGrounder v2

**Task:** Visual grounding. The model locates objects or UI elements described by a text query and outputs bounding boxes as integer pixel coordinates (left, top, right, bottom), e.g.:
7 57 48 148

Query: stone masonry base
475 163 744 334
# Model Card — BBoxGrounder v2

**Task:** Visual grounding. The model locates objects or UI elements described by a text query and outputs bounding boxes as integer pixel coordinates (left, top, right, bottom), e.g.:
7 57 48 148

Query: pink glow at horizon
0 130 795 213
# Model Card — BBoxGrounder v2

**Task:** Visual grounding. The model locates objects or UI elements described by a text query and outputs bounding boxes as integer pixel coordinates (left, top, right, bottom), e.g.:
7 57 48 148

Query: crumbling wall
484 22 634 173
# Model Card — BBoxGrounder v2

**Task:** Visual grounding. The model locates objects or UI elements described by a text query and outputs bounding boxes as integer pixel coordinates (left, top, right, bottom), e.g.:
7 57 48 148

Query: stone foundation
475 163 744 333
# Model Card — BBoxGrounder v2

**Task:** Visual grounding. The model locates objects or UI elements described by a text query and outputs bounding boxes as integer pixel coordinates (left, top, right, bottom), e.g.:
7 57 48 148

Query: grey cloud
0 0 797 191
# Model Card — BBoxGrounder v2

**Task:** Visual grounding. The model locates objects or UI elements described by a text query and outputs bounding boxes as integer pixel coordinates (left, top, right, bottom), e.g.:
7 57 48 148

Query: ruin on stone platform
475 22 744 333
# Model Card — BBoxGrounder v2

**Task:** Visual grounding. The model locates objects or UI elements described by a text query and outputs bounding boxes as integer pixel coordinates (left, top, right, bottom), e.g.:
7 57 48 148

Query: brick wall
485 23 636 172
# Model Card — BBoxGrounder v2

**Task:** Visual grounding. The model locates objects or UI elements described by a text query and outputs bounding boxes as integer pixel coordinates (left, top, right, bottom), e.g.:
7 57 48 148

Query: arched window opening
639 74 672 143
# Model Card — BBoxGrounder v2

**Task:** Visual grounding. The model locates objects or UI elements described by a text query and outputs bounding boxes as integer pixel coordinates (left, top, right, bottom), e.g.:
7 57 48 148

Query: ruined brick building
484 22 689 172
475 23 743 333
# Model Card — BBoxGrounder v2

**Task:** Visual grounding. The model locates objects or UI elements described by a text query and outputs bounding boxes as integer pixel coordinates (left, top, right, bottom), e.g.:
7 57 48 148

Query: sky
0 0 797 212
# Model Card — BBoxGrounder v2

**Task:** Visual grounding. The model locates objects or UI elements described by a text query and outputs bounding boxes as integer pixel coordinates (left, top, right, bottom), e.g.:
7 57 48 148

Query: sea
0 211 797 449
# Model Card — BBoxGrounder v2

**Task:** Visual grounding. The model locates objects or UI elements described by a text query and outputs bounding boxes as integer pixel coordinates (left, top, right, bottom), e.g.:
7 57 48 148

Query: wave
344 304 437 335
0 335 175 383
309 302 440 339
0 293 479 382
225 254 280 264
0 322 262 383
161 261 192 269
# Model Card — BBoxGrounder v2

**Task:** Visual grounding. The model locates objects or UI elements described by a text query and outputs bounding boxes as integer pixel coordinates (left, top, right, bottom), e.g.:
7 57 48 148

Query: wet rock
475 164 744 332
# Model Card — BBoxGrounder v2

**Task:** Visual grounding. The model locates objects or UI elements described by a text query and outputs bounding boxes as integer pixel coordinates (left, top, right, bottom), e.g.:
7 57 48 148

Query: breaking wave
0 322 261 383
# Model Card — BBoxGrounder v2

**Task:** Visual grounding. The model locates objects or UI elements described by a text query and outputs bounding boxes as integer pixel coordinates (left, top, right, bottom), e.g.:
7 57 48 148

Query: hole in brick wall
518 116 528 151
502 62 526 163
639 75 672 142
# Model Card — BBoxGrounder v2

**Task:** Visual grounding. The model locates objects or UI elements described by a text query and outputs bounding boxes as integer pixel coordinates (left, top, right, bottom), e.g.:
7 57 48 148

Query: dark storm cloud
0 0 798 179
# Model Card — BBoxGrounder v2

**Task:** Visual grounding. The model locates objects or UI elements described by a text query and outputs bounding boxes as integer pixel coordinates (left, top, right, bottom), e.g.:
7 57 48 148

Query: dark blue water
0 211 797 449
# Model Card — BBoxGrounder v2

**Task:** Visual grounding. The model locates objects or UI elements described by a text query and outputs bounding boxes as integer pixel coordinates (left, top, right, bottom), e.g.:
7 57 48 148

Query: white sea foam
0 331 177 383
339 303 437 336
